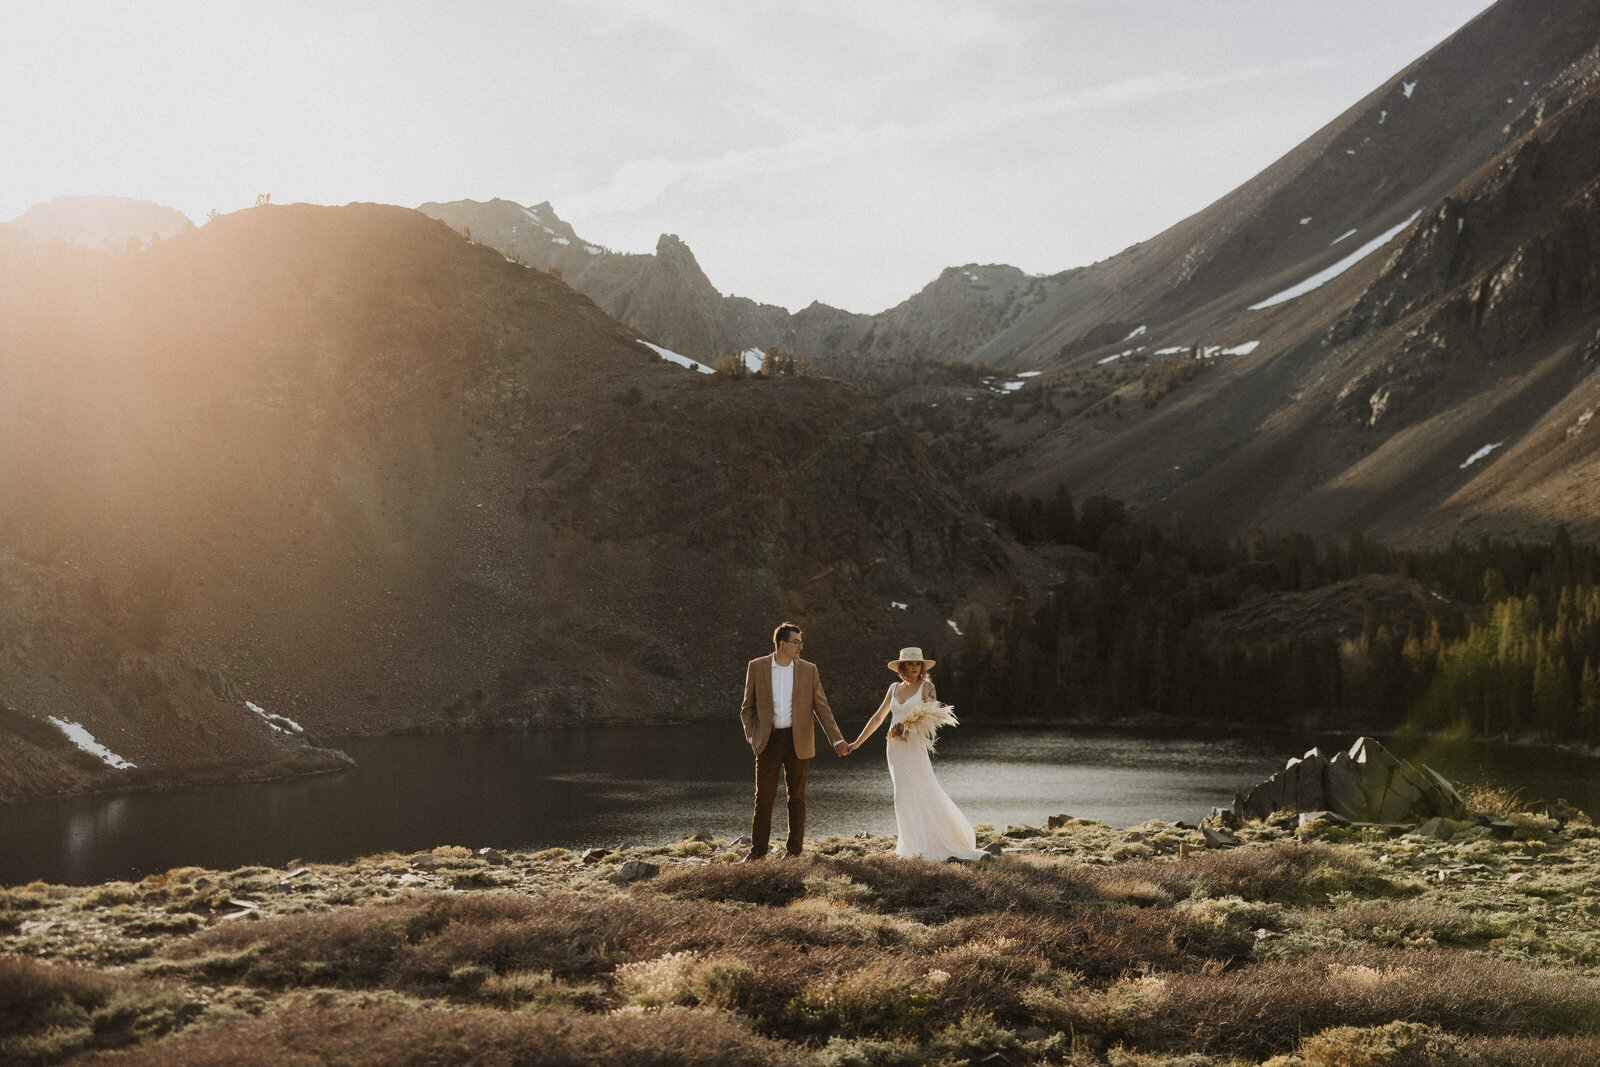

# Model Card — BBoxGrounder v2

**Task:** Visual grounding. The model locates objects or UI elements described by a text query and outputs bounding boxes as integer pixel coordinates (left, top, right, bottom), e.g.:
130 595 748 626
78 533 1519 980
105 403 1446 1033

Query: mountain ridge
0 202 1041 800
418 0 1600 546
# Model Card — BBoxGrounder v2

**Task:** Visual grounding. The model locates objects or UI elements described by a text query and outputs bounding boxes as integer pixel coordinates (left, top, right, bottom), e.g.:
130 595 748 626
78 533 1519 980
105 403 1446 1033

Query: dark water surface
4 724 1597 886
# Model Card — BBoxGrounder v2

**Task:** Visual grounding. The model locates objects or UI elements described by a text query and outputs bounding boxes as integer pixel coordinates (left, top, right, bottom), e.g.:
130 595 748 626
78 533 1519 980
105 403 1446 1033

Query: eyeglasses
787 637 804 646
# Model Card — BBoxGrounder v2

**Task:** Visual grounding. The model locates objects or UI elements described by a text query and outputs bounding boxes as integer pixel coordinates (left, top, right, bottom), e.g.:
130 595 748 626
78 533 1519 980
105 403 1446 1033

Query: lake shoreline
16 713 1600 811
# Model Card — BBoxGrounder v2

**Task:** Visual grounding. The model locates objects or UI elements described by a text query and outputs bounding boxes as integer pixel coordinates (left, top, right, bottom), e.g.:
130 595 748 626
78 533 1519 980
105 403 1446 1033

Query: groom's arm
810 670 848 754
740 660 760 745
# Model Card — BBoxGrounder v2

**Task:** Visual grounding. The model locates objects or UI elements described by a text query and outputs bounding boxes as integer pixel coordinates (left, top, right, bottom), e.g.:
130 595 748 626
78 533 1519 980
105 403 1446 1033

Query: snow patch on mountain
246 700 304 735
1249 210 1423 310
639 340 715 374
48 717 135 769
1459 441 1505 469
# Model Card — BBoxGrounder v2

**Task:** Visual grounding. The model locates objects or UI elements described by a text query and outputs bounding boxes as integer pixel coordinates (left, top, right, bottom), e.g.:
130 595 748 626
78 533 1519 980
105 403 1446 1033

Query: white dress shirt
770 657 795 729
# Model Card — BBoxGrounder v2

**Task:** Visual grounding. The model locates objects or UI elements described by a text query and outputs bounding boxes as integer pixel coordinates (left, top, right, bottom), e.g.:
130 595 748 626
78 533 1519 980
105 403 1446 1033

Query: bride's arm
847 689 894 752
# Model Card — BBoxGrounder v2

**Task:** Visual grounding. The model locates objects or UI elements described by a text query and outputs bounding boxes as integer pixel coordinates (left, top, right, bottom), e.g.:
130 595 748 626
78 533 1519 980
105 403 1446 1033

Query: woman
846 647 987 862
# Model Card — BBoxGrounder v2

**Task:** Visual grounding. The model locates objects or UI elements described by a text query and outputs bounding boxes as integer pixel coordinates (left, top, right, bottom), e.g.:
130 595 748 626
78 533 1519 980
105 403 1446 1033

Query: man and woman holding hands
739 622 985 863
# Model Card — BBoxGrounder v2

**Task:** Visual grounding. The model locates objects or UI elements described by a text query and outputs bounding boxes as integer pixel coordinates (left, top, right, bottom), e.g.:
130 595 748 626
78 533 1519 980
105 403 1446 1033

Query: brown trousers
750 727 809 857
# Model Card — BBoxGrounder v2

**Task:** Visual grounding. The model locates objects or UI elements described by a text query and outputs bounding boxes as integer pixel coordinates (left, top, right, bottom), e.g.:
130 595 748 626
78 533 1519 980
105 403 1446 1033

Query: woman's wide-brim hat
888 647 935 671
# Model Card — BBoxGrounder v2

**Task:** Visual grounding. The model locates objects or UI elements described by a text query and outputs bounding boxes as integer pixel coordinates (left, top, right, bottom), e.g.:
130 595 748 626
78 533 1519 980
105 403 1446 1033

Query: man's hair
773 622 802 648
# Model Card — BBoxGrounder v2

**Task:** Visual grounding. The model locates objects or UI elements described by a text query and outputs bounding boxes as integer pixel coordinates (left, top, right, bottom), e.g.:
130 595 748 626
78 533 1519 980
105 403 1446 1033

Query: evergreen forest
943 487 1600 745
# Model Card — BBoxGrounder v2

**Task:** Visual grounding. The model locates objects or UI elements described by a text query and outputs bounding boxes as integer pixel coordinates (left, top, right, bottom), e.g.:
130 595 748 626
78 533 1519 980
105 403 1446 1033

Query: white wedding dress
886 683 987 862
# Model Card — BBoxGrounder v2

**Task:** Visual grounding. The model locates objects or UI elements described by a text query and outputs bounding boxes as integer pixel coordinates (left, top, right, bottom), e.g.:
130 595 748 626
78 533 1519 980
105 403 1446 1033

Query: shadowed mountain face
969 0 1600 546
0 203 1030 797
432 0 1600 546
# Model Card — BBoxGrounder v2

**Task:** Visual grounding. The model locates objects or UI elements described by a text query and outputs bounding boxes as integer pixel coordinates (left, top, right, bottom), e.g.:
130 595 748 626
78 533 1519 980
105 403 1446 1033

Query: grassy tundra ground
6 800 1600 1066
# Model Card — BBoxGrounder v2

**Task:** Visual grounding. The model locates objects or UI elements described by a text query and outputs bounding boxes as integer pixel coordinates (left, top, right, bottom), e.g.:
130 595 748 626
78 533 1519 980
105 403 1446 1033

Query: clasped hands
836 722 904 756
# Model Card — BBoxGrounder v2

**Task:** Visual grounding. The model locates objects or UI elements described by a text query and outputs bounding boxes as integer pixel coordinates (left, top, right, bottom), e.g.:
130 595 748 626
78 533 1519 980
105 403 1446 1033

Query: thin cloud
564 62 1293 221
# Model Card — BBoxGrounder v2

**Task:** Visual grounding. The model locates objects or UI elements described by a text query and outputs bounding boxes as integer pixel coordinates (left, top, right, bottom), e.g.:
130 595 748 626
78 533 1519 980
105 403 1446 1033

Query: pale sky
3 0 1495 314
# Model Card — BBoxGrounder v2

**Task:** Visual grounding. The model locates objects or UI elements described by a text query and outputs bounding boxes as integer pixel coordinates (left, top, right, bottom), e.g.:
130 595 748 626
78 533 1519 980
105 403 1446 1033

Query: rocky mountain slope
0 552 348 803
0 204 1037 799
966 0 1600 547
430 0 1600 547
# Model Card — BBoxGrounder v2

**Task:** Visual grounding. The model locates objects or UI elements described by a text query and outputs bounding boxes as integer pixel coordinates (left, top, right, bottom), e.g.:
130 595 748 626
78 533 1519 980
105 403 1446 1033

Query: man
740 621 849 860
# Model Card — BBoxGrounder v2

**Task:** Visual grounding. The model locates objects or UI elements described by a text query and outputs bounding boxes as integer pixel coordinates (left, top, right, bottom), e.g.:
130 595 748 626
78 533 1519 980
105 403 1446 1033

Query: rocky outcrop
416 199 1071 369
416 198 855 363
1229 737 1466 825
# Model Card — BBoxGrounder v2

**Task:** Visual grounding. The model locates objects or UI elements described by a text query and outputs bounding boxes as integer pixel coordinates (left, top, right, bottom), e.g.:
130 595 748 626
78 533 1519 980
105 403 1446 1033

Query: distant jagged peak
936 263 1031 288
655 232 690 255
519 200 579 242
652 233 715 287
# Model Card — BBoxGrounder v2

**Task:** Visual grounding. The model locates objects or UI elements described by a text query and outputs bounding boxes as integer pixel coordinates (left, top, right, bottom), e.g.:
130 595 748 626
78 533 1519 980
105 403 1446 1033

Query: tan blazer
741 655 845 759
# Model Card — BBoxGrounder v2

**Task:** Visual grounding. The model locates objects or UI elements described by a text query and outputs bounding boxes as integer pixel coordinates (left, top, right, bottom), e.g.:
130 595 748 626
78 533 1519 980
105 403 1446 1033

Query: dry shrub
660 855 1098 920
0 956 196 1061
615 949 701 1007
1452 1033 1600 1065
791 956 943 1037
96 1002 801 1066
687 955 763 1013
1458 782 1525 818
1323 900 1502 947
1094 872 1175 908
528 847 573 862
0 885 54 911
815 855 1098 920
172 892 711 991
168 897 452 987
1109 843 1356 903
1099 948 1600 1058
1270 1022 1600 1067
163 889 871 1001
360 894 667 989
655 858 812 906
803 873 875 908
928 909 1250 987
1506 812 1559 840
1268 1021 1457 1065
78 881 141 909
884 857 1098 918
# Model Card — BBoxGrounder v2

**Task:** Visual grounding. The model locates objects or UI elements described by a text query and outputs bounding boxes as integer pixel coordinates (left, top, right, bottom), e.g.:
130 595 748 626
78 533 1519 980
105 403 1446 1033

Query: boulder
1230 737 1465 825
607 860 660 885
1414 816 1473 841
580 848 609 865
1297 810 1350 829
1324 750 1368 817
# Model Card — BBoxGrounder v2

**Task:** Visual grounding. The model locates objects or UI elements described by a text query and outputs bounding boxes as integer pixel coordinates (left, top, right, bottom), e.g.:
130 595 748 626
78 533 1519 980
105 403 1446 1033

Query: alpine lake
5 723 1598 886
